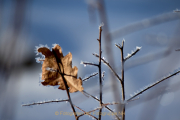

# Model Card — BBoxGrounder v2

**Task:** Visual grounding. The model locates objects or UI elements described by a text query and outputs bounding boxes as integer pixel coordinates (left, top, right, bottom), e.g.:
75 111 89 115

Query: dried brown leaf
37 44 83 93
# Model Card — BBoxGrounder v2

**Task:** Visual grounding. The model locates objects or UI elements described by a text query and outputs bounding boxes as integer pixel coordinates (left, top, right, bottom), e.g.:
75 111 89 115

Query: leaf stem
52 49 78 120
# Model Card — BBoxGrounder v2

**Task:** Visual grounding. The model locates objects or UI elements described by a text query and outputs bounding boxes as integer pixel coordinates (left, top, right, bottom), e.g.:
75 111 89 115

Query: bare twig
93 53 122 82
115 40 125 101
96 0 122 113
115 40 125 120
127 70 180 102
82 72 98 81
81 62 99 67
98 25 103 120
22 99 69 106
124 46 141 61
127 97 140 103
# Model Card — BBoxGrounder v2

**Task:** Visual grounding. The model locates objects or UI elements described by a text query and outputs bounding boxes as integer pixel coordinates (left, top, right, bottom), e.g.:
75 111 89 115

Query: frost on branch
124 46 141 61
37 44 84 93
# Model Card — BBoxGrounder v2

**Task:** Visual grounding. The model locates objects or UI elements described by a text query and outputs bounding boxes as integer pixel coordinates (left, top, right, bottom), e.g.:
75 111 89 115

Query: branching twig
127 70 180 102
115 40 125 120
22 99 69 106
83 91 121 120
82 72 98 81
98 25 103 120
93 53 122 82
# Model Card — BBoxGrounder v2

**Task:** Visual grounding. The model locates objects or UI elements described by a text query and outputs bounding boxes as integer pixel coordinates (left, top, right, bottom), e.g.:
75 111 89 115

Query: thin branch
52 49 78 120
96 0 122 114
82 72 98 81
81 62 99 67
124 47 141 61
116 40 125 120
22 99 69 106
83 91 121 120
127 70 180 102
93 53 122 82
127 97 140 103
98 25 103 120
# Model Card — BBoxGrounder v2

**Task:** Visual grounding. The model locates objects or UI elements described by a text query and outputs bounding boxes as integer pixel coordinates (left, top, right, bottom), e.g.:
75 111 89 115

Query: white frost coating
126 53 131 58
80 61 84 64
52 43 59 49
35 44 50 56
46 67 57 72
122 38 125 42
112 101 116 104
34 46 40 55
136 46 142 50
84 64 86 67
99 22 104 29
44 44 50 49
35 57 41 63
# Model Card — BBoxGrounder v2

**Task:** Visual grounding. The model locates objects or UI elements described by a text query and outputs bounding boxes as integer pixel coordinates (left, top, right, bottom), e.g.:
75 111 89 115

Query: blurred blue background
0 0 180 120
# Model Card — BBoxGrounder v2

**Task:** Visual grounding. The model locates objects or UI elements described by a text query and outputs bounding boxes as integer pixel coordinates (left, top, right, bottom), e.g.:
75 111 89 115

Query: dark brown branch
93 53 122 82
115 40 125 120
22 99 69 106
127 70 180 102
115 41 125 101
98 25 103 120
82 72 98 81
52 49 78 120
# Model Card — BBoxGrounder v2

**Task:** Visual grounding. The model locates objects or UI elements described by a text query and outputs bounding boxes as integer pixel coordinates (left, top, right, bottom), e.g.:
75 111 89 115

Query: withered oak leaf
37 44 83 93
